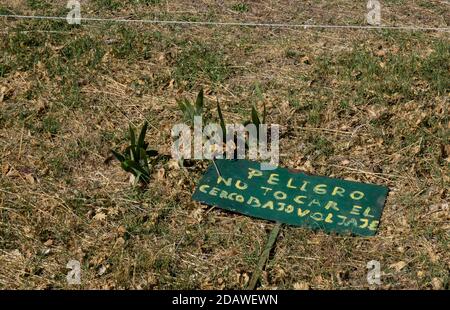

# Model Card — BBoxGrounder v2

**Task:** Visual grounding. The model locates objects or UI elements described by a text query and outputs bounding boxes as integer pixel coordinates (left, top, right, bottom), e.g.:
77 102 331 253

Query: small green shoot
177 89 204 123
217 98 227 139
111 121 158 185
244 103 266 138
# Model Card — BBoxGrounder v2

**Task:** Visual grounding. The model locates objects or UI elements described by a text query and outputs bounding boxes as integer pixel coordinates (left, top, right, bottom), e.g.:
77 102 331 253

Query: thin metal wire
0 14 449 32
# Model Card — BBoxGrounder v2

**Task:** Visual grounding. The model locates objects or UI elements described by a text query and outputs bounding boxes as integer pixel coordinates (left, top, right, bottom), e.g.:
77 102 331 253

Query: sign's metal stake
247 222 283 290
211 157 222 178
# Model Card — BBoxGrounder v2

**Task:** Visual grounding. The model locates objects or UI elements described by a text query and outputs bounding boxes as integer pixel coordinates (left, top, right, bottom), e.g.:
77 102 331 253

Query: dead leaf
274 267 286 282
157 168 165 180
293 281 310 290
42 248 51 255
8 249 23 260
0 86 6 103
93 212 107 221
192 208 203 223
107 207 119 216
129 174 136 184
390 261 407 272
117 226 126 235
36 100 47 113
412 144 421 155
147 274 157 288
431 278 443 290
6 167 19 177
300 56 310 64
442 144 450 163
43 239 53 247
116 237 125 246
168 160 180 170
340 159 350 165
375 49 386 57
201 278 214 290
25 174 35 184
351 70 362 78
1 163 10 176
307 79 315 87
98 265 107 276
302 160 315 173
237 272 250 286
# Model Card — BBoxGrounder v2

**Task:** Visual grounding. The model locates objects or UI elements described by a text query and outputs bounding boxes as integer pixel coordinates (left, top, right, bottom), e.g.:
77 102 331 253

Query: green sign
193 160 389 236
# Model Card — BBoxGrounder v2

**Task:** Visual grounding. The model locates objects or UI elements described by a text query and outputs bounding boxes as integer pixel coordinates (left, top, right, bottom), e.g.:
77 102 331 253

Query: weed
112 122 159 185
113 27 139 59
174 42 229 88
420 41 449 94
232 3 250 13
26 0 50 10
60 82 82 108
42 116 60 136
177 89 204 124
0 7 14 15
133 0 161 4
95 0 122 10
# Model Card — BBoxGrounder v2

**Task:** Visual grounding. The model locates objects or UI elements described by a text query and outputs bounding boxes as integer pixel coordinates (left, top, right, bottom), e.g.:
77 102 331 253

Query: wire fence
0 14 449 32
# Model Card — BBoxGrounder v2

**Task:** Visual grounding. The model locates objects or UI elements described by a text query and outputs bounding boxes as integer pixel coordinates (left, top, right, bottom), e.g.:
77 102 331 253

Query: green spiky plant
111 121 158 185
177 89 204 123
217 84 267 140
244 103 266 139
246 83 267 139
216 98 227 140
176 89 268 163
217 96 267 159
216 101 267 139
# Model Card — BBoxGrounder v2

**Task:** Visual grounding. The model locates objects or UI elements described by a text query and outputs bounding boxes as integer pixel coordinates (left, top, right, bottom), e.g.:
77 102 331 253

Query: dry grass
0 0 449 289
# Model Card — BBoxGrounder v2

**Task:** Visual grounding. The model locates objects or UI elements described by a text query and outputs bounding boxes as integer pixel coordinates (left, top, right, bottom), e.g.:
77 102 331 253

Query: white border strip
0 14 449 32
